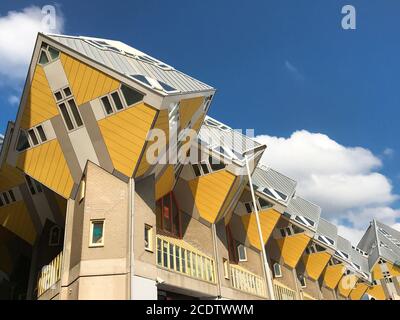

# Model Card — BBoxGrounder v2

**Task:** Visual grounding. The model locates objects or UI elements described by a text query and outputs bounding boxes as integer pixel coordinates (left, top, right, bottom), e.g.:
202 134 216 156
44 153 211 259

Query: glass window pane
0 196 4 207
48 46 60 60
162 195 171 232
36 125 47 142
162 241 168 268
169 244 175 270
28 129 39 146
101 96 114 115
2 193 10 205
201 163 209 175
111 92 124 110
8 190 16 202
39 51 49 65
91 221 104 244
16 130 30 152
157 238 162 265
192 164 201 177
68 99 83 127
209 156 226 172
59 103 74 130
120 84 144 106
175 246 181 272
63 87 72 97
25 176 36 195
55 91 63 101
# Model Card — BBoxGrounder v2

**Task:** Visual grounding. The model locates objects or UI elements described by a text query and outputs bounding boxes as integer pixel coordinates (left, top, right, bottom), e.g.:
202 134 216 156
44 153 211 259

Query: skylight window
318 235 335 246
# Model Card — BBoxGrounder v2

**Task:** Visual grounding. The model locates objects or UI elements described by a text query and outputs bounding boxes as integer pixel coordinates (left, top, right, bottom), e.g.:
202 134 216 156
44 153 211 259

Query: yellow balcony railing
273 280 297 300
156 235 216 283
230 264 267 297
37 252 63 297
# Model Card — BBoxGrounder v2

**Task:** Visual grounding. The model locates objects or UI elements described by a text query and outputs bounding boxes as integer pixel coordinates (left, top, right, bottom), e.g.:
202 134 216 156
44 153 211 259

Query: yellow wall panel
0 164 25 192
350 282 368 300
387 261 400 277
17 140 74 199
372 263 384 280
0 201 36 245
189 170 236 223
98 103 157 177
276 233 311 268
60 53 120 106
179 97 204 129
155 165 175 200
366 284 386 300
241 209 281 250
302 251 331 280
20 65 59 129
135 109 168 178
323 263 345 289
338 274 358 297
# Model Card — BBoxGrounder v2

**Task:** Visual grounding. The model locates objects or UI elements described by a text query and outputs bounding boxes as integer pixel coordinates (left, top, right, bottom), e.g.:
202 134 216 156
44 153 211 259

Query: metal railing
156 235 216 283
273 280 297 300
230 264 267 297
37 252 63 297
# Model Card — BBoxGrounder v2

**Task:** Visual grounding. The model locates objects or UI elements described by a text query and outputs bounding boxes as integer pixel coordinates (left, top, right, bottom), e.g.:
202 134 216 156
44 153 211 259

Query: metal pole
245 156 275 300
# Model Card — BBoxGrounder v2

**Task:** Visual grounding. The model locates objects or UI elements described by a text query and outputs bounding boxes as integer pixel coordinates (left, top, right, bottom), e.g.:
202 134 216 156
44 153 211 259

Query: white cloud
7 95 19 105
337 224 366 246
284 60 304 81
0 6 64 81
256 130 399 245
383 148 394 157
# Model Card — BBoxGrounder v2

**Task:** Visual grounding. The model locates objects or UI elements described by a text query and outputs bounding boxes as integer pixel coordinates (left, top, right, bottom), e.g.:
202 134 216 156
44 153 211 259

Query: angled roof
45 34 214 95
252 165 297 206
314 218 338 250
349 247 370 280
335 236 352 262
374 220 400 266
285 196 321 231
198 116 265 164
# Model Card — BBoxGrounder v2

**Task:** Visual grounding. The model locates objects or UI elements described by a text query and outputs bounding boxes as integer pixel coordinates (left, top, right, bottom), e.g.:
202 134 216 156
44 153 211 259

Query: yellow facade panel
338 274 358 297
241 208 281 250
179 97 204 129
350 282 368 300
155 165 175 200
0 164 25 192
188 170 236 223
17 140 74 199
372 263 384 280
0 201 36 245
60 53 120 106
323 263 345 289
387 261 400 277
276 233 311 268
20 65 59 129
302 251 331 280
366 284 386 300
98 103 157 177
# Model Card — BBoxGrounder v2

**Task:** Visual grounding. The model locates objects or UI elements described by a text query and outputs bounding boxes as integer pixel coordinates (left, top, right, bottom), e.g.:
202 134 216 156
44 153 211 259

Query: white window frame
38 43 60 66
237 244 247 262
100 89 127 116
89 219 105 248
223 258 230 279
273 262 282 278
144 224 153 252
48 225 62 246
54 86 84 132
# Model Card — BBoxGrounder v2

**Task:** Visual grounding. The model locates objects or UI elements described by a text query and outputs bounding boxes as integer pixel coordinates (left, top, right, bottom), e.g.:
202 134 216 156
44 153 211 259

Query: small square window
244 202 253 214
192 164 201 177
223 258 230 279
8 190 16 202
36 125 47 142
28 129 39 146
55 91 63 101
201 163 210 175
63 87 72 97
144 224 153 252
90 220 104 247
237 244 247 262
299 275 307 288
111 92 124 110
273 263 282 278
101 96 114 115
2 193 10 205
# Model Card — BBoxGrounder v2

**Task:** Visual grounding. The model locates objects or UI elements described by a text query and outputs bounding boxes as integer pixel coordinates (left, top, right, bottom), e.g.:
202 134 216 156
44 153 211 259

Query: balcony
156 235 216 283
273 280 297 300
230 264 267 298
37 252 63 297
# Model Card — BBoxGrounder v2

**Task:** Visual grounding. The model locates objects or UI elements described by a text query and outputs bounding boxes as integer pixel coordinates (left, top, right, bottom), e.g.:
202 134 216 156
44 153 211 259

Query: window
298 275 307 288
144 224 153 252
273 263 282 278
120 84 144 106
0 196 3 207
203 95 213 112
25 175 43 195
38 43 60 66
0 189 17 207
16 125 48 152
223 258 230 279
191 156 227 177
237 244 247 262
28 129 39 146
16 130 30 152
36 125 47 142
90 220 104 247
111 92 124 110
258 198 273 210
54 87 84 131
156 192 181 237
2 193 10 205
244 202 254 214
8 190 16 202
48 225 62 246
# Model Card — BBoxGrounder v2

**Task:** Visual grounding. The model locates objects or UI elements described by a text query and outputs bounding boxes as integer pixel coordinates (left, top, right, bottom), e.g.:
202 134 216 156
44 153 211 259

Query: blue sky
1 0 400 243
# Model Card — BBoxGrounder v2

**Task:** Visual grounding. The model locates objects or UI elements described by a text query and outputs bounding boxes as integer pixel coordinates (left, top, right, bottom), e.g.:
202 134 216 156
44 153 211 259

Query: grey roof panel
252 166 297 205
285 196 321 231
336 236 352 261
46 34 214 95
315 218 338 249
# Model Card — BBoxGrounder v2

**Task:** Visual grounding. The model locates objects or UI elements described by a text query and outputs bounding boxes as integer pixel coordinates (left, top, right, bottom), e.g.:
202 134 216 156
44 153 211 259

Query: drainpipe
128 177 135 300
244 155 275 300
